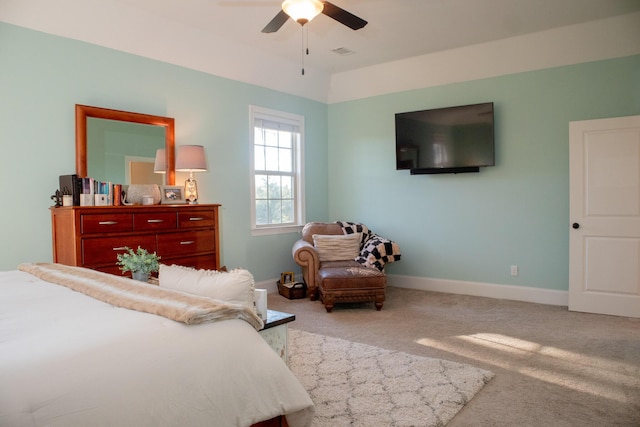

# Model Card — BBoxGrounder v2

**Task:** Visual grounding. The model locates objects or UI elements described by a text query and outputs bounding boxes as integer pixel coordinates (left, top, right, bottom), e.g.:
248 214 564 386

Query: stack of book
59 174 123 206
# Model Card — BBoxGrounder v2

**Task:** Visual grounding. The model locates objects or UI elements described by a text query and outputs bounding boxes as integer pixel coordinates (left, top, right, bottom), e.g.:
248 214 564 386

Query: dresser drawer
162 254 217 270
133 212 177 231
81 213 133 234
178 210 216 229
157 230 215 257
82 235 157 266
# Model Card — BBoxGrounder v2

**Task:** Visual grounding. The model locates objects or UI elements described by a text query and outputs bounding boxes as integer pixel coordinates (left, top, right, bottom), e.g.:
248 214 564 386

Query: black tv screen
395 102 495 174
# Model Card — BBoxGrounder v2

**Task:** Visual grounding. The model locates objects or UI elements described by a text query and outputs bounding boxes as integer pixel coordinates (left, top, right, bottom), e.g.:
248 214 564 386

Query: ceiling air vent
331 47 355 56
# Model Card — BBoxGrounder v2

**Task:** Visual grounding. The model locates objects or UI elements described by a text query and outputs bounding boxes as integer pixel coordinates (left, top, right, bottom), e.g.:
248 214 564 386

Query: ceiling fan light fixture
282 0 324 26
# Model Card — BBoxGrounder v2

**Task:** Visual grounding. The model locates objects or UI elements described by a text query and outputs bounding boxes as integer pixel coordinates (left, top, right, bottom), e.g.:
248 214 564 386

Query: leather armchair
292 221 400 312
292 222 344 300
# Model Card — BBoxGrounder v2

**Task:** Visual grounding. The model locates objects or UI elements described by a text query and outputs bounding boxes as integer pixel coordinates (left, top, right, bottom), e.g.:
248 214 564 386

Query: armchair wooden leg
322 294 335 312
375 295 385 311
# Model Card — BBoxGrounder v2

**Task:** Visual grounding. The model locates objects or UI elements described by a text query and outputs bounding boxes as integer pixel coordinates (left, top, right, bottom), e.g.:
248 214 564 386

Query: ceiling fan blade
321 1 367 30
262 9 290 33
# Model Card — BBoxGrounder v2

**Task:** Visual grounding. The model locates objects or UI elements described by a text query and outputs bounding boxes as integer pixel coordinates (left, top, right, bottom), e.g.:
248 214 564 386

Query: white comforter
0 270 314 427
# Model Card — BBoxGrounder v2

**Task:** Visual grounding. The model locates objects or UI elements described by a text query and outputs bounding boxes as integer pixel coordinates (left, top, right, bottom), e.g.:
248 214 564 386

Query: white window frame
249 105 305 236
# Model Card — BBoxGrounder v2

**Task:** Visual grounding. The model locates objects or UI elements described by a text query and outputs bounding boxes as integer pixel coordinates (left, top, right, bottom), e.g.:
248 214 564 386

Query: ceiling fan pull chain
301 27 305 75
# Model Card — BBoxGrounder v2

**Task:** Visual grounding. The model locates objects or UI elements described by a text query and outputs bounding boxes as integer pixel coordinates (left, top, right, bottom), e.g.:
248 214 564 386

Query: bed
0 264 314 427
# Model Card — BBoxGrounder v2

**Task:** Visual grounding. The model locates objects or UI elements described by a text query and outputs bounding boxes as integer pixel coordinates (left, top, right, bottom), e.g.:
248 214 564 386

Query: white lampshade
176 145 207 172
282 0 323 24
153 148 166 173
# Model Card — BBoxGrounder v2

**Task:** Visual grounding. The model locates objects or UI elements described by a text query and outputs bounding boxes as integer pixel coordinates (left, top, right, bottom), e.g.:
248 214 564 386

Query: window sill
251 224 303 237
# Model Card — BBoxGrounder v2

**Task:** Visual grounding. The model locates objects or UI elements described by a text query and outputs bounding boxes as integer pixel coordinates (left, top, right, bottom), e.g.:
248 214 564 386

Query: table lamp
176 145 207 204
153 148 166 174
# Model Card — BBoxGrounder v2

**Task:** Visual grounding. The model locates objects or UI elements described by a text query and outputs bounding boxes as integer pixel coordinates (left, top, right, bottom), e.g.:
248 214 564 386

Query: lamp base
184 177 198 204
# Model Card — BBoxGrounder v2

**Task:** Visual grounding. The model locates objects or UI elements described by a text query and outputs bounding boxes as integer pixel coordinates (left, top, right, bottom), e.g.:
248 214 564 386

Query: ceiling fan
262 0 368 33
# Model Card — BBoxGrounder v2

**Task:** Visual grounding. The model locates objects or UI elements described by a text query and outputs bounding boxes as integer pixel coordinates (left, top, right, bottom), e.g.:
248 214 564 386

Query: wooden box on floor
277 281 307 299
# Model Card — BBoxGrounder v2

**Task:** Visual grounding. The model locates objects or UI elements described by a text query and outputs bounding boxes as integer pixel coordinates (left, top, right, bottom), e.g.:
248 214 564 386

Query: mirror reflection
75 104 175 186
87 118 166 185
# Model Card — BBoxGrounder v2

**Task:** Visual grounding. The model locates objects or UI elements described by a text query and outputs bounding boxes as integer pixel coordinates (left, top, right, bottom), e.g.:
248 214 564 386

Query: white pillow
312 233 362 262
159 264 255 309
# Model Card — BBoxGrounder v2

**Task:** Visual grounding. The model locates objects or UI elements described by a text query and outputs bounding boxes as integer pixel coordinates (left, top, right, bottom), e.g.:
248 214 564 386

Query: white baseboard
257 274 569 307
388 274 568 307
255 278 279 294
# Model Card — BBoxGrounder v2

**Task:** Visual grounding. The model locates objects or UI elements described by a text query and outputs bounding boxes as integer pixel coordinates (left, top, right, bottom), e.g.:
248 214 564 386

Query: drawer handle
99 221 118 225
189 217 205 221
112 246 128 251
147 219 164 223
180 240 195 245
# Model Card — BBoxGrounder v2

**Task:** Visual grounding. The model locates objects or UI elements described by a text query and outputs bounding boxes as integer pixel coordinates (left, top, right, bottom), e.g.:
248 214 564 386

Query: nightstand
259 310 295 364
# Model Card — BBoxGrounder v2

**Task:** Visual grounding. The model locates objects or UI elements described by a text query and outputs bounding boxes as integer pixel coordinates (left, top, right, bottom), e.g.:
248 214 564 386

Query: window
250 106 305 236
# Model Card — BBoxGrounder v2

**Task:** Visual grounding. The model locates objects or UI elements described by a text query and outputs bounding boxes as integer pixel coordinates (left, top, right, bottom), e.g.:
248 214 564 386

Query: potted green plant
116 246 161 282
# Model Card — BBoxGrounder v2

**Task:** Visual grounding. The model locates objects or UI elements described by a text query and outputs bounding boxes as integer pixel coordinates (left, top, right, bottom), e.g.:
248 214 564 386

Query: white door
569 115 640 318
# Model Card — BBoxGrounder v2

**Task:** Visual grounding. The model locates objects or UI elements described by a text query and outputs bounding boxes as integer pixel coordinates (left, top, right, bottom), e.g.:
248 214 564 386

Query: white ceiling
2 0 639 100
205 0 640 73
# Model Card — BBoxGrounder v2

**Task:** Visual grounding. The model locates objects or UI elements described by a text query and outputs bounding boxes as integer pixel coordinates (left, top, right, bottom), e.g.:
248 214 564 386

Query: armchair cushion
312 232 362 262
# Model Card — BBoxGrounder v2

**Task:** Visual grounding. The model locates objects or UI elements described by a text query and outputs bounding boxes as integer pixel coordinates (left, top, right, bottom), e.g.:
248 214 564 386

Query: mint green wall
328 55 640 291
2 22 638 291
0 23 328 280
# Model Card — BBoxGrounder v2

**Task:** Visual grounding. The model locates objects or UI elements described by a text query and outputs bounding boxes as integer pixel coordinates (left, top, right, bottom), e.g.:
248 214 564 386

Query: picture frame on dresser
161 185 186 204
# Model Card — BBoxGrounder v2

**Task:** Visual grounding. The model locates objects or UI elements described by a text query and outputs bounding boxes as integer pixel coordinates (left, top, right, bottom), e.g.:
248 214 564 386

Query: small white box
94 194 109 206
80 194 94 206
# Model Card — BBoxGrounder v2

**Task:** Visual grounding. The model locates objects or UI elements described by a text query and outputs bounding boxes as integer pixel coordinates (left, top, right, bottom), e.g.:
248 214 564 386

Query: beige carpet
289 329 493 427
269 286 640 426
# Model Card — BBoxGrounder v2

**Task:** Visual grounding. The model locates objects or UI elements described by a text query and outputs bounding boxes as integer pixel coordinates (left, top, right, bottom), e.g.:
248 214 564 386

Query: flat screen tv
395 102 495 174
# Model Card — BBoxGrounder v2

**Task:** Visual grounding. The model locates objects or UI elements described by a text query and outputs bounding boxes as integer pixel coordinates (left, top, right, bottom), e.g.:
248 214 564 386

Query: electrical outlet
510 265 519 276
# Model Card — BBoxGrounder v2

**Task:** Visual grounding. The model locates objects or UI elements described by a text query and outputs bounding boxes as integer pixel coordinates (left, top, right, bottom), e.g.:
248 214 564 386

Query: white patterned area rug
288 329 494 427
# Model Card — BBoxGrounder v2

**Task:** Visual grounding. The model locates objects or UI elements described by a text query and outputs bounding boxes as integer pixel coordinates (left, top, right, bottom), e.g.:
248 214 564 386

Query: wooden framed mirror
75 104 175 186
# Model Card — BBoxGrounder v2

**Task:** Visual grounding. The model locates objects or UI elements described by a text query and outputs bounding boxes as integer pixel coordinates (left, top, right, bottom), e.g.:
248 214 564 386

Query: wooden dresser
50 204 220 275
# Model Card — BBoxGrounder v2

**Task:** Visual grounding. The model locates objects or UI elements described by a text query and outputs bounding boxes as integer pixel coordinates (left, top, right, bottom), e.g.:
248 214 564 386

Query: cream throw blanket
18 263 264 330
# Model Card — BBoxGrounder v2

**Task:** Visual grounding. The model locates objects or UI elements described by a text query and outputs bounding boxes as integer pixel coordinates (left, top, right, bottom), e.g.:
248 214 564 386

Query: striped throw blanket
18 263 263 330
